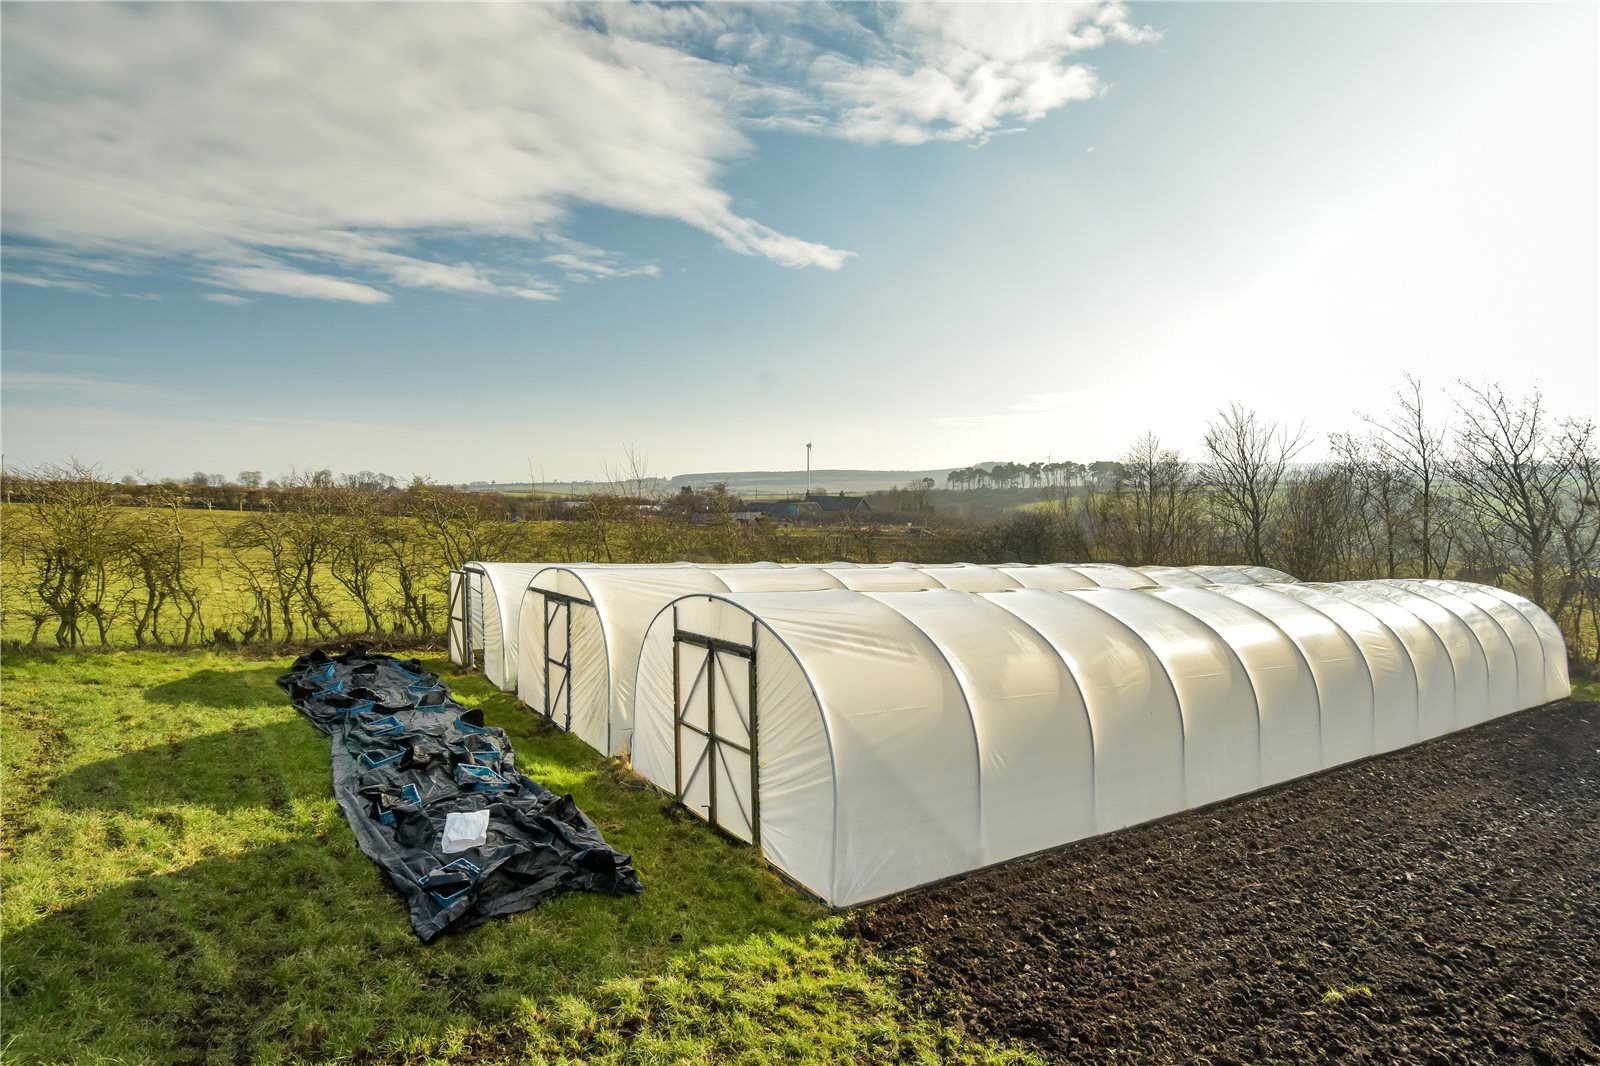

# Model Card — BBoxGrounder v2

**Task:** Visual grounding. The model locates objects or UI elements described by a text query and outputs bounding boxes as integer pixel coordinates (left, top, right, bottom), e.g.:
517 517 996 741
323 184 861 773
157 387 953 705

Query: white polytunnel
628 579 1568 907
511 563 1301 756
450 562 597 688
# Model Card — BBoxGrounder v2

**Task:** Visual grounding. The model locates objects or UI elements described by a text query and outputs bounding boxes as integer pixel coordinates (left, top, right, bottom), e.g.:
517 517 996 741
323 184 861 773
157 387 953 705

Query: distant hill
458 468 954 498
666 469 952 497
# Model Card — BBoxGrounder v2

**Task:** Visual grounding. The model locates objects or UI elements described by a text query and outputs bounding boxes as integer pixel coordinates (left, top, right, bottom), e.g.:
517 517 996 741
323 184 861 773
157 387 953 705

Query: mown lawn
0 648 1035 1065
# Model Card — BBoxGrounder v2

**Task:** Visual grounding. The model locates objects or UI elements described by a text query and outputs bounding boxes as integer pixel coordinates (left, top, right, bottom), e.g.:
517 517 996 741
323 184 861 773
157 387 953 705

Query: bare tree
1450 382 1575 611
8 462 124 645
1361 375 1455 577
119 484 207 645
1276 463 1362 581
327 488 386 633
1200 403 1309 566
1088 433 1198 565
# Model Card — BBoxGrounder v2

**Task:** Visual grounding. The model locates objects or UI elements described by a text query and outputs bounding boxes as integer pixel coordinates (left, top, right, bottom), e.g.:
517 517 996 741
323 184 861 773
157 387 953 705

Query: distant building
743 500 801 520
806 492 871 515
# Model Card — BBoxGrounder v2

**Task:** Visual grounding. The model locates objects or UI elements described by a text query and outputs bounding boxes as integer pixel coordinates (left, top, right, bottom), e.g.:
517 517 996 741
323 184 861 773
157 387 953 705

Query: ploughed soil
853 700 1600 1064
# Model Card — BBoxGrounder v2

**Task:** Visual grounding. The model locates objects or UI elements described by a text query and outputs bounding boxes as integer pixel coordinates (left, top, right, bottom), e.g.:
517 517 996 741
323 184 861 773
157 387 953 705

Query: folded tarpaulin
279 649 643 941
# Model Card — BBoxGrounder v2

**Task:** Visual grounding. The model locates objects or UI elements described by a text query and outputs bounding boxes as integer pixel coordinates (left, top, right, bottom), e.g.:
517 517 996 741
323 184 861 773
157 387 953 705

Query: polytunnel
513 563 1300 756
447 562 582 687
628 580 1567 907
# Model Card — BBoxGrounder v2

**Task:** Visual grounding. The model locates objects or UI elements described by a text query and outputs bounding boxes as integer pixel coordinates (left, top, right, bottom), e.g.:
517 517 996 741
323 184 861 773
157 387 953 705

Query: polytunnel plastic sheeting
517 562 1235 757
467 570 485 650
1182 565 1257 586
865 590 1096 865
1387 581 1528 717
977 589 1186 835
462 563 558 691
1441 581 1570 701
1065 588 1262 808
1148 587 1323 784
517 566 732 754
1136 566 1213 588
996 565 1101 590
1337 582 1490 735
907 564 1026 592
1271 583 1429 750
1062 563 1156 589
628 580 1567 908
718 568 848 592
699 590 984 907
1240 566 1299 584
1208 584 1377 768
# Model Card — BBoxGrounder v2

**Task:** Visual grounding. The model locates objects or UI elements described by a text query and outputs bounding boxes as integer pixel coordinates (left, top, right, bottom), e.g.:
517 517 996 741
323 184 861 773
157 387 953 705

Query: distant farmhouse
741 492 872 524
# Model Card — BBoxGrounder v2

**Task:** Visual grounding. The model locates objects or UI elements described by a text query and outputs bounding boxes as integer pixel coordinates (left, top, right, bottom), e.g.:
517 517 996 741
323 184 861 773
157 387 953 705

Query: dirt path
854 700 1600 1064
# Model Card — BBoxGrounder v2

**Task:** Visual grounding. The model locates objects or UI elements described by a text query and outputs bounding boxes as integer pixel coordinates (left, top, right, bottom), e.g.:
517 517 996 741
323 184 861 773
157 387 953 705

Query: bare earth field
855 699 1600 1065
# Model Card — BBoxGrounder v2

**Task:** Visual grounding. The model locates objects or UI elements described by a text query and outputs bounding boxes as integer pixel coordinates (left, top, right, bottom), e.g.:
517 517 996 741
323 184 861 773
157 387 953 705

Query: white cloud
0 272 102 293
208 265 391 305
0 3 1149 303
203 293 251 306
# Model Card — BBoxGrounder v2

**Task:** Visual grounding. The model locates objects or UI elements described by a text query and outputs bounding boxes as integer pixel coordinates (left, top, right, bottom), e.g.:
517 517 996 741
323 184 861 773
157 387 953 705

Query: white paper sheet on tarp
440 809 490 854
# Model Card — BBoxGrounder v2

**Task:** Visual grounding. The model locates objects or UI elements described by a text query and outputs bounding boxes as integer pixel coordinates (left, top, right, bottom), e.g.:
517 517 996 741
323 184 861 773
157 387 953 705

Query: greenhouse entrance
673 628 758 845
540 591 588 730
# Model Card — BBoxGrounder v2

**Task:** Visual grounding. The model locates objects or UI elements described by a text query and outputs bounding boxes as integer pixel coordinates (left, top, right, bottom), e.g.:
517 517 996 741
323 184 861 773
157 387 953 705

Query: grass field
0 648 1036 1065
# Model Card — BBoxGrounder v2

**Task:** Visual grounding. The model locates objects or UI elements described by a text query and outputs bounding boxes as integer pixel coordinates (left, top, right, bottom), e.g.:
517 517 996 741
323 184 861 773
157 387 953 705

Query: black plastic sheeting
278 649 643 941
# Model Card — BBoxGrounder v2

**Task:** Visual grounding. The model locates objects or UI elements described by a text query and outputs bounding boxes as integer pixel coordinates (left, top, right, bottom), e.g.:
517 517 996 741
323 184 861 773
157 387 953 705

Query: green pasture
0 647 1033 1065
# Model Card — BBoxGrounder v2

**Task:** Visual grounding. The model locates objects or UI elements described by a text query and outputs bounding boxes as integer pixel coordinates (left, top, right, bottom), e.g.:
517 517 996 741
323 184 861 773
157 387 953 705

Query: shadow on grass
43 719 325 813
3 818 822 1063
145 664 290 708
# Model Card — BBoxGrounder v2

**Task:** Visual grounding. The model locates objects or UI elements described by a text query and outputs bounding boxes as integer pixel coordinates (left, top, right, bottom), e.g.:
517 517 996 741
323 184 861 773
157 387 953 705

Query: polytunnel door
674 632 757 845
542 596 573 730
446 570 466 666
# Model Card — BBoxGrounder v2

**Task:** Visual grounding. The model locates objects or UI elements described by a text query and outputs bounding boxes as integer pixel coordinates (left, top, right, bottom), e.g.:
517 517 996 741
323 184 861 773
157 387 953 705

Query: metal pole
749 619 760 848
706 647 718 829
672 607 682 799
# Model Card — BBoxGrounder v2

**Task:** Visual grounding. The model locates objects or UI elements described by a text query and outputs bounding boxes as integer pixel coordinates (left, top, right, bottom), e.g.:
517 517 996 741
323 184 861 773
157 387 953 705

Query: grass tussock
1 649 1036 1064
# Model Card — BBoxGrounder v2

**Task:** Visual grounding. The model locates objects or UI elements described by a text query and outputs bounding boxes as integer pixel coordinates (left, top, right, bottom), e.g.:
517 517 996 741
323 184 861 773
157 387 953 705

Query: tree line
3 378 1596 668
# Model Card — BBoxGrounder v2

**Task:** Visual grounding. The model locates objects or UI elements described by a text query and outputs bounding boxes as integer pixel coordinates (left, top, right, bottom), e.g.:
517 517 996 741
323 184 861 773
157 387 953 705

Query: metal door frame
541 590 591 730
447 569 466 666
462 568 478 670
672 608 760 846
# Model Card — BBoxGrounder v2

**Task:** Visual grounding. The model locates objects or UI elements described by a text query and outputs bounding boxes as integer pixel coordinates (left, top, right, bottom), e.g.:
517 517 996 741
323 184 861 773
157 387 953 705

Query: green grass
1571 677 1600 702
1 649 1035 1065
1319 984 1374 1007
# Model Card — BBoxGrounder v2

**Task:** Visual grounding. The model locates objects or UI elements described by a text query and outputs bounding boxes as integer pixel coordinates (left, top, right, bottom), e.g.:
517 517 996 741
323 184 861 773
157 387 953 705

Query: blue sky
2 2 1595 484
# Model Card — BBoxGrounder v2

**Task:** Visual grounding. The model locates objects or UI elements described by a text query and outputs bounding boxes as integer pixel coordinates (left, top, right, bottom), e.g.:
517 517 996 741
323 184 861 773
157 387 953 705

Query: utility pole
805 442 812 500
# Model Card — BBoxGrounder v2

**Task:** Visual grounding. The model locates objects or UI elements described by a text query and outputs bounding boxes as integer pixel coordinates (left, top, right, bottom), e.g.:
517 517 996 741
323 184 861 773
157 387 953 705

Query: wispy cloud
1008 387 1126 413
2 370 174 404
207 265 391 305
1 271 103 293
0 3 1150 304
